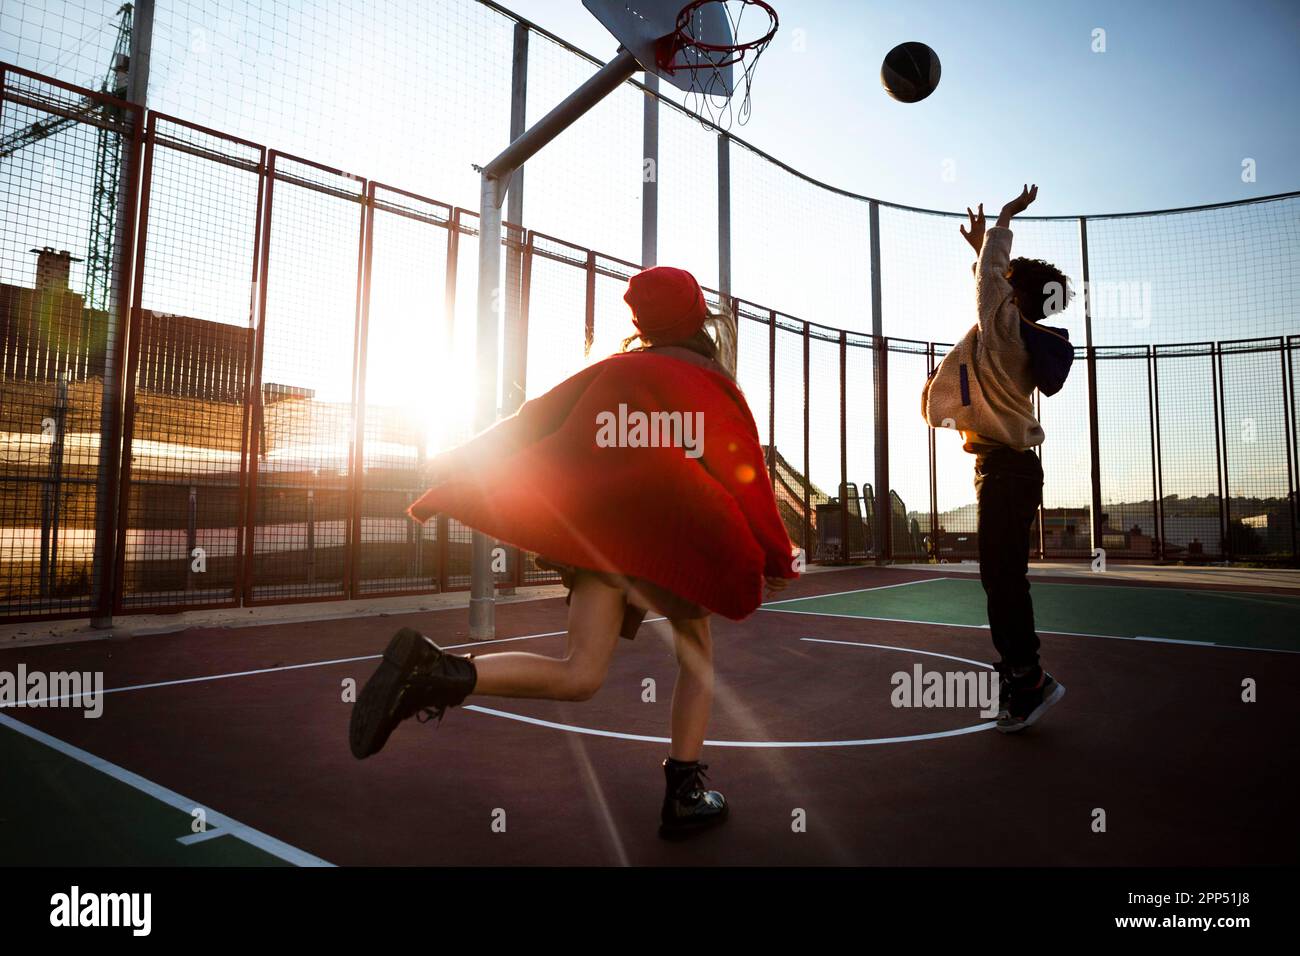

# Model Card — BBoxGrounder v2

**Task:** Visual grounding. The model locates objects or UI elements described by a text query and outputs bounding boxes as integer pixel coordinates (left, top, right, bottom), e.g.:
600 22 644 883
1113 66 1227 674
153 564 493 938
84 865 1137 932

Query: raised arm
974 184 1037 340
996 183 1037 228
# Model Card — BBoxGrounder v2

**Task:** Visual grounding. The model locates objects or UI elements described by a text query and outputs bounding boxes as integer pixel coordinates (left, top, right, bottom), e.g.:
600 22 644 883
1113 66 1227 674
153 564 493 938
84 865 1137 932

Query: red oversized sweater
408 349 797 619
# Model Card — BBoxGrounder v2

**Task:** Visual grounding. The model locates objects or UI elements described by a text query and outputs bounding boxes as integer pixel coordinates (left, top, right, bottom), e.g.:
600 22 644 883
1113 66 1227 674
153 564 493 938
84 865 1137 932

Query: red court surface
3 566 1297 866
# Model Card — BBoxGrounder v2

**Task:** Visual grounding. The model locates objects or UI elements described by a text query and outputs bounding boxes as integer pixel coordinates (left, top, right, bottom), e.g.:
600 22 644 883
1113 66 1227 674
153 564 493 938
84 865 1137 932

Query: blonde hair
620 308 738 380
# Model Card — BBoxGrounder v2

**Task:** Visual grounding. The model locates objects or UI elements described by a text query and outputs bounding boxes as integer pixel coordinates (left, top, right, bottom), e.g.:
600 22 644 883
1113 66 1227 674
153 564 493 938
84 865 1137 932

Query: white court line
760 606 1300 654
763 606 993 629
9 591 1296 714
0 712 333 866
2 654 384 708
176 828 227 846
762 575 943 607
769 574 1300 607
1011 579 1300 599
2 627 573 708
448 628 577 648
1134 635 1216 647
465 639 1001 748
464 704 996 749
767 574 1300 624
6 624 999 748
10 590 1296 714
895 565 1300 597
5 626 996 748
800 638 994 670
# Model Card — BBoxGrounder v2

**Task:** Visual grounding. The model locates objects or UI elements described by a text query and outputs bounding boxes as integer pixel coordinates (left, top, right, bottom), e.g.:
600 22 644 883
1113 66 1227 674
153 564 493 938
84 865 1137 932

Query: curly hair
1008 257 1074 323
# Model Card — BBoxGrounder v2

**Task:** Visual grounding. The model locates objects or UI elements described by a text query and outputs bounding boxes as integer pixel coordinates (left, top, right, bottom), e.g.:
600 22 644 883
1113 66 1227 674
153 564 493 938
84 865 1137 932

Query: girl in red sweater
349 266 798 838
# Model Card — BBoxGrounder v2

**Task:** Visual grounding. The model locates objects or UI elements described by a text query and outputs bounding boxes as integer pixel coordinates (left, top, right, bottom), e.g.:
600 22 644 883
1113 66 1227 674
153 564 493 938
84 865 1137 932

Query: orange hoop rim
657 0 779 74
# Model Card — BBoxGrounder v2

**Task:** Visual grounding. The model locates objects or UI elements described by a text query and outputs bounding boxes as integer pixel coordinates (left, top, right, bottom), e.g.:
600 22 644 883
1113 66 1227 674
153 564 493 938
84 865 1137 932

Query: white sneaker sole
997 681 1065 734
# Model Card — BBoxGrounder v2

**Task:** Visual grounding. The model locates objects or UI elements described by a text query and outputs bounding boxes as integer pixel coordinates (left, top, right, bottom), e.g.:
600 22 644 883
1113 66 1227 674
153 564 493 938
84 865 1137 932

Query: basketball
881 41 941 103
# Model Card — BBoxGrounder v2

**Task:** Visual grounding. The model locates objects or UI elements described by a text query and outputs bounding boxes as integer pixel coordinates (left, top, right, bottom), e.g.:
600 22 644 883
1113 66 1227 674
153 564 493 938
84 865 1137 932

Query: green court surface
765 577 1300 653
0 715 303 866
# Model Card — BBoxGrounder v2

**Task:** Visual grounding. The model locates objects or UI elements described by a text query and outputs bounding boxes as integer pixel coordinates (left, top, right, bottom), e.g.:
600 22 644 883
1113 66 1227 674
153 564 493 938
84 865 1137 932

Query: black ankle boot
658 758 728 839
350 628 478 759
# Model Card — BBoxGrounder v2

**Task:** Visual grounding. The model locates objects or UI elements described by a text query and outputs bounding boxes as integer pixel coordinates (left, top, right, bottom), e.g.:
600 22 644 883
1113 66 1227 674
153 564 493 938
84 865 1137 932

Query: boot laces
680 762 710 798
401 649 469 726
415 705 447 725
396 676 448 725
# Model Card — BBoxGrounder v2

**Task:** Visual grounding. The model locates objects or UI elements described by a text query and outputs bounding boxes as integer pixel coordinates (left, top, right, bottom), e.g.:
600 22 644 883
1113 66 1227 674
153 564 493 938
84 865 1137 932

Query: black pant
974 446 1043 672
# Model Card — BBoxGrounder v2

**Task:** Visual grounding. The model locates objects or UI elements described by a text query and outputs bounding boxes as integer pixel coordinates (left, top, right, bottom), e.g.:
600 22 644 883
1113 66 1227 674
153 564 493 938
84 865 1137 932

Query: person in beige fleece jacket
922 184 1069 732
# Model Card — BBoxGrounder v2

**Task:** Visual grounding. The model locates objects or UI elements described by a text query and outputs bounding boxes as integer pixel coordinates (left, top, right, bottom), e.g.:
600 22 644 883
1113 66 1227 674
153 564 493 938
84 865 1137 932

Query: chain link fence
2 1 1298 622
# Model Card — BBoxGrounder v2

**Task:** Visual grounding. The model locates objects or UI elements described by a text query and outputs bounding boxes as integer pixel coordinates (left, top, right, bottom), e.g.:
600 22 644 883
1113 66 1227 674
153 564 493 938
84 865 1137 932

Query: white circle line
465 640 997 748
800 637 997 669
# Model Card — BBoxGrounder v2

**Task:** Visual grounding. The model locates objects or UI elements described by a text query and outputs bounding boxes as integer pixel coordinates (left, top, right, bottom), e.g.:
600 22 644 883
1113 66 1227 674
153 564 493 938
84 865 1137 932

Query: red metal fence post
108 104 150 615
510 228 535 589
349 182 377 600
873 337 892 561
802 319 810 560
1150 346 1166 561
1145 344 1162 562
242 151 279 605
102 94 146 621
232 144 269 605
839 329 849 563
767 309 776 485
1279 336 1298 561
1212 342 1229 558
927 343 940 562
584 248 596 358
434 209 463 594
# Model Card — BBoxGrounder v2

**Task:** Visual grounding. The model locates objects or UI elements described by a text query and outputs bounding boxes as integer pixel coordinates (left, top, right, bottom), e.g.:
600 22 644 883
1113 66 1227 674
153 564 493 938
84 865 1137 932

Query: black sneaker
349 628 477 759
997 669 1064 734
659 759 729 839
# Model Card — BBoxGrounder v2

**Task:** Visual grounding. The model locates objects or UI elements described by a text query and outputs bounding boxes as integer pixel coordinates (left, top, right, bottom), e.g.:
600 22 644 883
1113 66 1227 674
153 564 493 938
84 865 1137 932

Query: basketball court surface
3 563 1297 866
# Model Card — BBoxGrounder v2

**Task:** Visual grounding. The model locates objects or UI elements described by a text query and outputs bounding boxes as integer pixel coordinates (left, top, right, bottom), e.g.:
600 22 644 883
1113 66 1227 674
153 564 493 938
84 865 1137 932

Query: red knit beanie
624 266 708 344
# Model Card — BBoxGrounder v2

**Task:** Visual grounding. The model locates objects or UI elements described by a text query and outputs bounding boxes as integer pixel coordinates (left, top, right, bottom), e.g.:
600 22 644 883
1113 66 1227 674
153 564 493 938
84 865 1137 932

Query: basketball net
655 0 778 130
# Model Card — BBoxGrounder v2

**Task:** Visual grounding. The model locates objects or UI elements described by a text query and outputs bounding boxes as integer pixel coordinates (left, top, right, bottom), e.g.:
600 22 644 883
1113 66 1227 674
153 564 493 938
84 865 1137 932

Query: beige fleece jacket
921 226 1044 452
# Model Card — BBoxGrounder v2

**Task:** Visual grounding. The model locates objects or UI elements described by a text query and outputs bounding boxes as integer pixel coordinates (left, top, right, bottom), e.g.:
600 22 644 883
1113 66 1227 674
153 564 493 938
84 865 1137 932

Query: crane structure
0 3 134 315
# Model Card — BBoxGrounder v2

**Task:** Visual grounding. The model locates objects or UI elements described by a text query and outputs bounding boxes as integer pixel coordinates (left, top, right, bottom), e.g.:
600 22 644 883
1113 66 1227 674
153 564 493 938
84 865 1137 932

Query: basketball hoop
655 0 779 129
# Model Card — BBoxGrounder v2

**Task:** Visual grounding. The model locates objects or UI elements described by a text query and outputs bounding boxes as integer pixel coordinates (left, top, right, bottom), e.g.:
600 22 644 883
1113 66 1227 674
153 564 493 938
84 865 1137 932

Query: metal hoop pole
468 48 641 640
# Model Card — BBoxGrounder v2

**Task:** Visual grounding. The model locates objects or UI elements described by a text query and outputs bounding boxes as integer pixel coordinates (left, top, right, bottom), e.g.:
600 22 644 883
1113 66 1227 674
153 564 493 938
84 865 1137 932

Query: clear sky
9 0 1298 217
507 0 1300 214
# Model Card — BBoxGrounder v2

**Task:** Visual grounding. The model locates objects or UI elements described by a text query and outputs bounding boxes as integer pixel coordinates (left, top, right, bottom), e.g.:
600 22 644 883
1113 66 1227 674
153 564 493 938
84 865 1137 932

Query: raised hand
998 184 1038 226
959 203 986 253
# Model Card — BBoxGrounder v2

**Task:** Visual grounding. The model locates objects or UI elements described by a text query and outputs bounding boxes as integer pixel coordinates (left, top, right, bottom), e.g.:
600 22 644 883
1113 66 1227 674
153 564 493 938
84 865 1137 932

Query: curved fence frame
2 59 1297 623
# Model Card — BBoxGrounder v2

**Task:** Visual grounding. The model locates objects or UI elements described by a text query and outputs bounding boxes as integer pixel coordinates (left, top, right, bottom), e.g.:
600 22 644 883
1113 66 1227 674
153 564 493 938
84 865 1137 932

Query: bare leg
470 573 624 701
667 616 714 762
